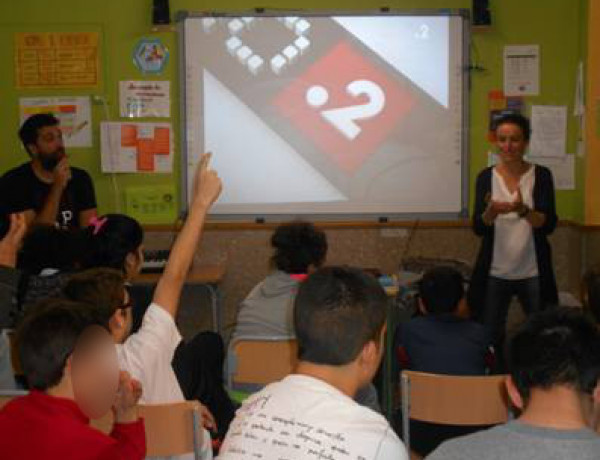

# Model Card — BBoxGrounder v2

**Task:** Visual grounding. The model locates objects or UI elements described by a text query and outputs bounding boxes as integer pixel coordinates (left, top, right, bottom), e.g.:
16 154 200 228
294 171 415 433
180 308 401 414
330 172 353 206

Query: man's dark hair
18 113 60 156
582 267 600 324
271 221 327 275
83 214 144 273
15 298 105 390
294 266 387 365
62 268 127 329
508 307 600 402
495 112 532 142
418 266 465 315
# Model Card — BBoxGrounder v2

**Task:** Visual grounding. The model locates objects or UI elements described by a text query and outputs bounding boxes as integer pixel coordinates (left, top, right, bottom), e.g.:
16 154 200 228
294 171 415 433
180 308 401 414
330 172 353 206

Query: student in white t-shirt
219 266 408 460
63 153 223 458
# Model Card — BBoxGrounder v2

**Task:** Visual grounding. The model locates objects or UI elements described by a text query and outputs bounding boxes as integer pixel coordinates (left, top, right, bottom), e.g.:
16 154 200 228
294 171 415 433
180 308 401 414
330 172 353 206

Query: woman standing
469 113 558 365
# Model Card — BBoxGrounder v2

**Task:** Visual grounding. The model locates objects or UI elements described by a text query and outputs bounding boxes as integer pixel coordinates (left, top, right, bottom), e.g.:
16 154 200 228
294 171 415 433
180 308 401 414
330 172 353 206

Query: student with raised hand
64 153 222 459
219 266 408 460
0 299 146 460
426 308 600 460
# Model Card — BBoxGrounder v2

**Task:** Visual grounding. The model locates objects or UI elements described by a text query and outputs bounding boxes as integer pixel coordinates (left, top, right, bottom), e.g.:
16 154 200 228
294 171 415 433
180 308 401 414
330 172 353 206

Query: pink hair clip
89 216 108 236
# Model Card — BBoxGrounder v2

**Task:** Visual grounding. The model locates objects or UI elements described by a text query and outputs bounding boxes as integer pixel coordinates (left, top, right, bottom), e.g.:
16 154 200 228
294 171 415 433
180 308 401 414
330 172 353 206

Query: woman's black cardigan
467 165 559 317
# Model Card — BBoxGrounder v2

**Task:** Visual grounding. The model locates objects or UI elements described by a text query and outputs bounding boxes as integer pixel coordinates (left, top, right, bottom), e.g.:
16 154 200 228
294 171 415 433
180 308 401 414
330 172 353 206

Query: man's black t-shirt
0 163 97 229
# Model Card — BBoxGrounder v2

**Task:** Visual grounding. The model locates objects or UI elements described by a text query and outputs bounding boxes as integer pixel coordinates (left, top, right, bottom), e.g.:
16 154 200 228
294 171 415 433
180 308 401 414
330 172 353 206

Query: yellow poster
15 32 100 88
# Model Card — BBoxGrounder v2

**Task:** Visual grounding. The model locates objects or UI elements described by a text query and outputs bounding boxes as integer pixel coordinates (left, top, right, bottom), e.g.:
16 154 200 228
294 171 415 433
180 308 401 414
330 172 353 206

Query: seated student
427 307 600 460
0 213 26 389
396 266 493 375
0 299 146 460
219 266 408 460
78 204 235 440
233 220 327 338
63 154 222 459
16 224 86 314
0 113 97 229
395 266 494 456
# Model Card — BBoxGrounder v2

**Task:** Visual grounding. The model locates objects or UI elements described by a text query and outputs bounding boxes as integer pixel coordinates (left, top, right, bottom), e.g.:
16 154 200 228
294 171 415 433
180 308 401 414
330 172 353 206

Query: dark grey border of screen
177 8 471 223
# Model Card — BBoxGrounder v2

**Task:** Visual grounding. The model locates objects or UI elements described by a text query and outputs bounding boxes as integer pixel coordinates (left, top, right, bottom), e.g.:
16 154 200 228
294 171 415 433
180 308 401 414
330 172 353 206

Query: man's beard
39 149 65 172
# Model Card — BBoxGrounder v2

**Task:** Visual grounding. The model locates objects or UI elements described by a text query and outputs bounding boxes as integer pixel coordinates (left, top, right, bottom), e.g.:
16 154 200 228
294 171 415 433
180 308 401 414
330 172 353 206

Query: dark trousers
483 276 542 371
172 332 236 439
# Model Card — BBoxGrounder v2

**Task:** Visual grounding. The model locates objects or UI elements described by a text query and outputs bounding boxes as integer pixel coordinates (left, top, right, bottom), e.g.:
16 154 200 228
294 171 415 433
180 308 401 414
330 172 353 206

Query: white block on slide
247 55 264 75
284 17 299 29
226 36 242 55
236 45 253 63
282 45 299 63
271 54 286 74
228 18 244 35
295 19 311 35
294 36 310 54
202 18 217 33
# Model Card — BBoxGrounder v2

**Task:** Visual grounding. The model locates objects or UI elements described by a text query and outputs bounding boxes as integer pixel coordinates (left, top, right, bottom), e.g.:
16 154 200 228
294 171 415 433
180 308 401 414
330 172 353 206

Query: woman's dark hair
508 308 600 403
271 221 327 274
495 112 532 142
18 224 86 274
83 214 144 272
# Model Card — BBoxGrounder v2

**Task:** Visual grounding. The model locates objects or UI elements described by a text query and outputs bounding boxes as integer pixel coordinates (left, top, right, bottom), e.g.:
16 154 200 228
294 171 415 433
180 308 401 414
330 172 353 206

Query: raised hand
113 371 143 424
0 213 27 267
191 153 222 211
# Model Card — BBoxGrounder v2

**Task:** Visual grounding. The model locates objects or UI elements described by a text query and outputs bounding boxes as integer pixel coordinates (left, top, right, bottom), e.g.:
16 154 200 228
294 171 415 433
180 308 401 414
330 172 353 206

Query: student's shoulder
426 425 507 460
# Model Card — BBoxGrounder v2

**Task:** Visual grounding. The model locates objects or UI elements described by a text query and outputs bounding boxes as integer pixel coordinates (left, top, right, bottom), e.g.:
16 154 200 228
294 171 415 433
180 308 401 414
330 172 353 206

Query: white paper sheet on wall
529 154 575 190
529 105 568 158
503 45 540 96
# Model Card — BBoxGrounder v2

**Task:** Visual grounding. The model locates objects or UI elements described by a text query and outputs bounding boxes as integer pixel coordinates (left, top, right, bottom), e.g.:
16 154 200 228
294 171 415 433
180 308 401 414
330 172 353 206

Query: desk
133 264 227 335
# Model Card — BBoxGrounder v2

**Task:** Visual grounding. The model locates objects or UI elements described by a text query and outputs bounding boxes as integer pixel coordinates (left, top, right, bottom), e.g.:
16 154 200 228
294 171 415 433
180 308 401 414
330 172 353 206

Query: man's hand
52 157 72 191
190 153 222 211
113 371 143 424
0 213 27 267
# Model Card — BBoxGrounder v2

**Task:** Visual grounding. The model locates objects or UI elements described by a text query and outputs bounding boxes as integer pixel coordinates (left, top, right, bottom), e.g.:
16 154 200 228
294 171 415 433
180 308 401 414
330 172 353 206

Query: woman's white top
490 165 539 280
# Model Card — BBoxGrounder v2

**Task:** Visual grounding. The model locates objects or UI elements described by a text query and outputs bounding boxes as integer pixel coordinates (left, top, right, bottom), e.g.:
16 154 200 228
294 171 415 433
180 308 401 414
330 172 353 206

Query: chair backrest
401 371 510 426
92 401 204 459
400 371 510 454
0 390 27 409
227 336 298 389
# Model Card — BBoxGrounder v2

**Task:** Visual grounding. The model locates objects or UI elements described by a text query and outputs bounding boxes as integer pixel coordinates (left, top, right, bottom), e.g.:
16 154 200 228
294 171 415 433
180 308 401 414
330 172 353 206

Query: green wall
0 0 587 221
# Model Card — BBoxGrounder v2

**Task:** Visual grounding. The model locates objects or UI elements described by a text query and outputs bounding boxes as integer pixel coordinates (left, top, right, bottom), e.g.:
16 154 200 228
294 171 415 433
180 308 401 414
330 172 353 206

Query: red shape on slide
272 40 415 174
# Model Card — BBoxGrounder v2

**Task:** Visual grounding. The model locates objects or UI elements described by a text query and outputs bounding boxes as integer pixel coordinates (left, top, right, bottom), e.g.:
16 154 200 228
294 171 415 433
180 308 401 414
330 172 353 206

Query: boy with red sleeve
0 299 146 460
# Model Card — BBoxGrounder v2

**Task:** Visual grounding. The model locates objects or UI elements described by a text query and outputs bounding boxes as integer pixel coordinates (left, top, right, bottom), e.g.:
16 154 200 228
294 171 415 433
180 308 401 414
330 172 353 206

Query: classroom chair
400 370 510 454
226 336 298 397
92 401 205 459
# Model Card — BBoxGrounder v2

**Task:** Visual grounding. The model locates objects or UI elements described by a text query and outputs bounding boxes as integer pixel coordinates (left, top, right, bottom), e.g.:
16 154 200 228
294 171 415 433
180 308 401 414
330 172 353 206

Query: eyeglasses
116 300 134 311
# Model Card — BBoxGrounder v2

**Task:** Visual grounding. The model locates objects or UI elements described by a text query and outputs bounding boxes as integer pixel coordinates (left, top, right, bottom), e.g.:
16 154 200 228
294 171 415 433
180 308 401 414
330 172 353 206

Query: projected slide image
186 15 463 214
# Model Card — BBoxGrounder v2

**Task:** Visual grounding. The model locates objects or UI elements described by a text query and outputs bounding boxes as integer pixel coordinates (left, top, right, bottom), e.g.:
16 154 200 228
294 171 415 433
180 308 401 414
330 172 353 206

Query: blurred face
70 325 119 419
29 125 66 171
495 122 528 165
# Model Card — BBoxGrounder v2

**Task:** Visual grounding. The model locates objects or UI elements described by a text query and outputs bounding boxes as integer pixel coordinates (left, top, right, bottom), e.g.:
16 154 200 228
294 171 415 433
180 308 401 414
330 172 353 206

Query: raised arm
34 158 71 226
152 154 222 317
